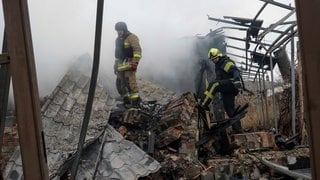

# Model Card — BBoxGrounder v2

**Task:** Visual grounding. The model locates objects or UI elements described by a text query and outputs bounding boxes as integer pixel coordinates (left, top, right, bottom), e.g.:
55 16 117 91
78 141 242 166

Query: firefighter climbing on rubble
114 21 142 106
199 47 244 154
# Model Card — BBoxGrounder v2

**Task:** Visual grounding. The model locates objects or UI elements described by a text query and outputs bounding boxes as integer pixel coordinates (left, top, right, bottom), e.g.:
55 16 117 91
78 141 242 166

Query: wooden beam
295 0 320 178
2 0 49 179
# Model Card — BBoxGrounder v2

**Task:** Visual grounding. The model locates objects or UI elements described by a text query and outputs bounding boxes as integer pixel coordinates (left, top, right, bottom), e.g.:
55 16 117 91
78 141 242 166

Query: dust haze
0 0 295 98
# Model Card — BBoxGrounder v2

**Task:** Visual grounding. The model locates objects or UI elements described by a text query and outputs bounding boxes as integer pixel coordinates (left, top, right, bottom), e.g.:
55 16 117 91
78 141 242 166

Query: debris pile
110 90 311 179
110 92 202 179
1 58 311 179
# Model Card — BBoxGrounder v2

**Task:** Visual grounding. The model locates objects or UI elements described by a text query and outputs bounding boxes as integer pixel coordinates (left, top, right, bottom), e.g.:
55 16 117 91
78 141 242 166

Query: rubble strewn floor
2 57 311 179
109 91 311 179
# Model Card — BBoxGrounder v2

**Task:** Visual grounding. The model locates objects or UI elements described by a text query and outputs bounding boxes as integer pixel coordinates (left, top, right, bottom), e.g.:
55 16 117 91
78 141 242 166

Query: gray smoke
0 0 295 100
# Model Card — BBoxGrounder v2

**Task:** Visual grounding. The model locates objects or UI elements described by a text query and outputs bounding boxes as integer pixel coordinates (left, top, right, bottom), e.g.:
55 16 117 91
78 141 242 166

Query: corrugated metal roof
76 125 160 179
3 55 160 179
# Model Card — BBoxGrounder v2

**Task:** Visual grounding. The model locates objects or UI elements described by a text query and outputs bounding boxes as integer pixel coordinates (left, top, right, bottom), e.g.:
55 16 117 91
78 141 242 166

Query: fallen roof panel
3 55 161 179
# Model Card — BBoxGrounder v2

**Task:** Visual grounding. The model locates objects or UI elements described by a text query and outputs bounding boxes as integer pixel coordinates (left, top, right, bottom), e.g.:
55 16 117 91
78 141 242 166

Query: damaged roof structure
3 58 161 179
1 0 320 179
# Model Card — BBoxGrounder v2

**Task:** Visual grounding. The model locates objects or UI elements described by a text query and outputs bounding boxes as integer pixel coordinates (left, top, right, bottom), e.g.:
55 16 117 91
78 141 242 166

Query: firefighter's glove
117 63 138 72
233 80 242 89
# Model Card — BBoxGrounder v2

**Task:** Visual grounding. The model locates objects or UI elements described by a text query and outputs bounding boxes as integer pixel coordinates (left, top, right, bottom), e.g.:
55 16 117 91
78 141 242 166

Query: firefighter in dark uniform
114 22 142 105
200 48 243 154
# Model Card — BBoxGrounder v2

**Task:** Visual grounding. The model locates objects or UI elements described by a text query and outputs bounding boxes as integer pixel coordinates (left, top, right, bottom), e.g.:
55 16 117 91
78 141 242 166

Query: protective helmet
208 48 222 59
115 22 128 31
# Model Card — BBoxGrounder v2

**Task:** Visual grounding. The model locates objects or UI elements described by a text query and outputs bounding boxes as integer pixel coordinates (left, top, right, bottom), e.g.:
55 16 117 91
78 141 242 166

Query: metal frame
208 0 297 130
208 0 318 176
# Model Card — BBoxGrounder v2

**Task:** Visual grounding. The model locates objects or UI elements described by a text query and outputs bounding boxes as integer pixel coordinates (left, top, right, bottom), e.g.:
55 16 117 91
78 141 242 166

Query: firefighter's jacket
114 32 142 71
200 56 241 108
215 56 240 83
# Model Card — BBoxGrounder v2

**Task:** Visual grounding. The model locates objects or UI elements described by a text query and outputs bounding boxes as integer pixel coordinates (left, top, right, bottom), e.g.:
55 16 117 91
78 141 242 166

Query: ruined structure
3 58 161 179
1 0 318 179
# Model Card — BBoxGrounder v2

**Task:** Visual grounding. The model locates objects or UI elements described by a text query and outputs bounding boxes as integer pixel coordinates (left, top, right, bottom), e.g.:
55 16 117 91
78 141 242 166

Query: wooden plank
295 0 320 178
2 0 49 179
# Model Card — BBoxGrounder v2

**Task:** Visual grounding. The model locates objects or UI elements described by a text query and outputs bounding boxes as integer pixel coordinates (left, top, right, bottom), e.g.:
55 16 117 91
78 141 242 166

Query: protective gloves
117 63 138 71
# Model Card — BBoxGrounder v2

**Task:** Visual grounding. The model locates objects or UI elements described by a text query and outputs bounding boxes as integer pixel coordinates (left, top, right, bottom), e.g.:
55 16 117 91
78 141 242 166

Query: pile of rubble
110 91 311 179
110 92 202 179
1 57 311 179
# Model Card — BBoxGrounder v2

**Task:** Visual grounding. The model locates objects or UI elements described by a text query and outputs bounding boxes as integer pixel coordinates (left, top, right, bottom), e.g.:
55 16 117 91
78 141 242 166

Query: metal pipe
253 24 297 81
225 35 272 47
259 0 295 10
253 2 269 22
247 2 269 71
71 0 104 178
291 27 296 136
255 77 262 126
268 24 297 52
208 16 285 34
258 9 296 40
262 69 270 127
270 28 297 52
226 44 255 54
226 52 246 60
269 54 278 133
258 71 266 126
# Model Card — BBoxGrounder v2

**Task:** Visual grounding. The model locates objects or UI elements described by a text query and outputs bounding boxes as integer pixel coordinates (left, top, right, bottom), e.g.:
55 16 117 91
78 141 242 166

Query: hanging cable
70 0 104 179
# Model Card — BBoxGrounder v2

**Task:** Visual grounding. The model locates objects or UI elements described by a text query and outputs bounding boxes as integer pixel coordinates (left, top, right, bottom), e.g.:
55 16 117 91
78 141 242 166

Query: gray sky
0 0 296 97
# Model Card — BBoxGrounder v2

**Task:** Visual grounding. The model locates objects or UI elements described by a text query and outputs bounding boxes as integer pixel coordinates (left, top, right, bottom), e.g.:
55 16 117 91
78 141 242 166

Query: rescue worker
200 48 243 154
193 41 225 123
114 22 142 106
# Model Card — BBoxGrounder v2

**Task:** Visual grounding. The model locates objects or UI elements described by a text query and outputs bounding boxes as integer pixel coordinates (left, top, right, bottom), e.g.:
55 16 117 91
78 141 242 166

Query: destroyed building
0 0 319 179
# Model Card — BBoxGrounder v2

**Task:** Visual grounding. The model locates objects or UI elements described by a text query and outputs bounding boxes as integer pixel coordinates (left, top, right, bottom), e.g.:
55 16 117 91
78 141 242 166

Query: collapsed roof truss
208 0 297 82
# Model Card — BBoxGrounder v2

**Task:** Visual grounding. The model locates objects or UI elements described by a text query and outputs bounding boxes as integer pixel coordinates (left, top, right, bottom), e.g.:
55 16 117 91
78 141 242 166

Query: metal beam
225 35 272 47
226 52 246 60
226 44 255 54
259 0 295 10
295 0 320 178
208 16 285 34
258 9 296 40
2 0 49 179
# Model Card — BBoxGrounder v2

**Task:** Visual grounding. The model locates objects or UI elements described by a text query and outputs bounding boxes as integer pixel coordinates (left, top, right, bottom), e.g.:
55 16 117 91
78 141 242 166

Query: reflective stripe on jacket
215 56 240 81
115 32 142 64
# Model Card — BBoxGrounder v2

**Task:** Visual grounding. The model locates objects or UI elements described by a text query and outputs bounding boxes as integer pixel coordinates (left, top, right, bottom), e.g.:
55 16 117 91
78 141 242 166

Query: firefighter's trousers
116 70 138 98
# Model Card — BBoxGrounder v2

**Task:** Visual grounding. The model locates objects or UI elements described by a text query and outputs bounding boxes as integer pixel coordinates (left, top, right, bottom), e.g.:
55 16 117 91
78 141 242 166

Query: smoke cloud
0 0 295 98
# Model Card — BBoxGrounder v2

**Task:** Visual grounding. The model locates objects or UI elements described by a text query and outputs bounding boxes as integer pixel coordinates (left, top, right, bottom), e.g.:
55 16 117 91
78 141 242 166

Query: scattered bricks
122 108 149 125
118 126 128 136
201 171 214 180
1 126 19 169
156 127 183 148
2 137 9 146
184 164 202 179
159 113 180 131
207 158 239 169
231 132 275 149
179 142 198 160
